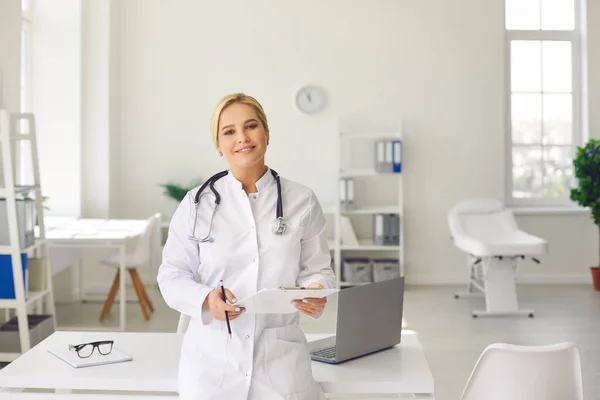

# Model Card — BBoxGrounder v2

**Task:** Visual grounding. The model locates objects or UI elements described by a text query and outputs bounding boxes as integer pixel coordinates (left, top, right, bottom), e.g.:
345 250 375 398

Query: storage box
372 258 400 282
0 314 54 353
342 258 372 283
0 198 35 249
0 254 28 299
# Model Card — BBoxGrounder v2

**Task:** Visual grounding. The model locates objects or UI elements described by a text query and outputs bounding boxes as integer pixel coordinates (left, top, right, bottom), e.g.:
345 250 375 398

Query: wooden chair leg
129 269 151 321
99 271 120 322
132 269 154 312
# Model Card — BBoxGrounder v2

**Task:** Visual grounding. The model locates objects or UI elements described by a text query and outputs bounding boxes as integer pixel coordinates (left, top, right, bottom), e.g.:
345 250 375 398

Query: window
505 0 586 205
19 0 33 186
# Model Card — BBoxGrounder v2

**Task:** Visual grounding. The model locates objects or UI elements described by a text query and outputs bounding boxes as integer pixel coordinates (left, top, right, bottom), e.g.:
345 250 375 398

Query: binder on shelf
383 214 392 245
392 140 402 173
374 141 385 172
384 141 393 172
0 254 28 300
346 179 355 210
373 214 384 245
390 214 400 245
339 179 347 210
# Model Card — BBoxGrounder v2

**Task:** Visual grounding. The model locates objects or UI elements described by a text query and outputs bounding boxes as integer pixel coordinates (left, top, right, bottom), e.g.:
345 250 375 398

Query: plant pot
591 267 600 291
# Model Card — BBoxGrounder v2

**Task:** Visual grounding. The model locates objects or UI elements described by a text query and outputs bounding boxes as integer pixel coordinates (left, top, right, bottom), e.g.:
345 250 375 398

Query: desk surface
0 330 433 395
44 217 148 242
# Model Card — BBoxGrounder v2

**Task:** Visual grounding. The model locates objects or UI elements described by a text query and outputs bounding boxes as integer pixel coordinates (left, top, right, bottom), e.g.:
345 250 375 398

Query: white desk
44 218 151 331
0 330 434 399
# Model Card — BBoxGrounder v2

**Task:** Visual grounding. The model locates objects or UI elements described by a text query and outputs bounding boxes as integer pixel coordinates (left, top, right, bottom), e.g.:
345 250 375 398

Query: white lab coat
157 168 336 400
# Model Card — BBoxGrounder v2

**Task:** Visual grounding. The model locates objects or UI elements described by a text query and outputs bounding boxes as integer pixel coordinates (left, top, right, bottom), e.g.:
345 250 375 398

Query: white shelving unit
330 127 404 289
0 110 56 362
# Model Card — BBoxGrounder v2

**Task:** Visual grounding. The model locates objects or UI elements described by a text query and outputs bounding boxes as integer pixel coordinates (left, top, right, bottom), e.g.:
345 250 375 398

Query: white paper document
48 346 133 369
235 288 339 314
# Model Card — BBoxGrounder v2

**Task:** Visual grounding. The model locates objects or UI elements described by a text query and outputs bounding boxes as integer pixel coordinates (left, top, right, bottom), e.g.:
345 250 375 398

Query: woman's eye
224 130 234 135
247 124 258 130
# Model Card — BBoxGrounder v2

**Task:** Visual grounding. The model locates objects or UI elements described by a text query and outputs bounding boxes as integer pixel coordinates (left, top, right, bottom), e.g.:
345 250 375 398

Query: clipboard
48 346 133 369
235 288 339 314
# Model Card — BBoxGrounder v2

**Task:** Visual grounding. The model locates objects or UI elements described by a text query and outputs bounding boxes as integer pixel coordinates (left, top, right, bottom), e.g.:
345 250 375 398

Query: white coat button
251 258 256 263
245 335 251 339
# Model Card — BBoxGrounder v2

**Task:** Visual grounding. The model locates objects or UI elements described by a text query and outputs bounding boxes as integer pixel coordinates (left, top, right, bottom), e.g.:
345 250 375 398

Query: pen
220 280 232 338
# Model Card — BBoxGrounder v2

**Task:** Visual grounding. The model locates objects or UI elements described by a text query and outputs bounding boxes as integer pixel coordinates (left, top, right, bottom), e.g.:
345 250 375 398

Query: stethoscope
188 169 286 243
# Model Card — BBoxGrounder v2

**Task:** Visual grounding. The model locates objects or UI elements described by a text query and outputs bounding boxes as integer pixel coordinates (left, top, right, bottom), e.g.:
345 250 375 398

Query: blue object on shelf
392 140 402 173
0 254 28 299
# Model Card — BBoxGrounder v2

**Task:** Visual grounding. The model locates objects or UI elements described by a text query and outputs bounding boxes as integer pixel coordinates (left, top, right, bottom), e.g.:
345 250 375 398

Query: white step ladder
0 110 56 362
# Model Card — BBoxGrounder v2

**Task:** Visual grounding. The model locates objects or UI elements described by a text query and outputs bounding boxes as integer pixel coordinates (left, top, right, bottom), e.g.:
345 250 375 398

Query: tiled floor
2 284 599 399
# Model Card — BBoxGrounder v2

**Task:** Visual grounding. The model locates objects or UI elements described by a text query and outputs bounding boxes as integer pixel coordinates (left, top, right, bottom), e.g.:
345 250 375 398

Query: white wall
81 0 111 218
32 0 82 216
0 0 21 112
80 0 600 286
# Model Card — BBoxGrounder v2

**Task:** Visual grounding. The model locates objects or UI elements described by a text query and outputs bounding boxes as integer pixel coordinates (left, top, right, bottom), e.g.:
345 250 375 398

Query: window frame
18 0 34 186
505 0 585 207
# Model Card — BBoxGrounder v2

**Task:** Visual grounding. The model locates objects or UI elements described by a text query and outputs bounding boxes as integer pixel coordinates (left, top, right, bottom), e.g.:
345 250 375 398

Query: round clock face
295 85 326 114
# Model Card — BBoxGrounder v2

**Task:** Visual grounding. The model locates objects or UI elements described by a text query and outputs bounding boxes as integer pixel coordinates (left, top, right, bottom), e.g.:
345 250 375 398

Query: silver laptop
309 277 404 364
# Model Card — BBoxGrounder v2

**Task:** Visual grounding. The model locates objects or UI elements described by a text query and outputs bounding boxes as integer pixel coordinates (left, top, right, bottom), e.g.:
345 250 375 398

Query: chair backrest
132 213 161 262
177 313 191 334
448 198 518 240
461 342 584 400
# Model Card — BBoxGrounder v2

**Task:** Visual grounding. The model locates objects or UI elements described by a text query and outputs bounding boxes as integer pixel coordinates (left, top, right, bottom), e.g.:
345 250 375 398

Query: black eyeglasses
68 340 114 358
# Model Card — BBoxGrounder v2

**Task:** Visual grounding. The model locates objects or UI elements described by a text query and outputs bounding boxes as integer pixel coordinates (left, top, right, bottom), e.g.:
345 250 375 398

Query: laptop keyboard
311 346 336 359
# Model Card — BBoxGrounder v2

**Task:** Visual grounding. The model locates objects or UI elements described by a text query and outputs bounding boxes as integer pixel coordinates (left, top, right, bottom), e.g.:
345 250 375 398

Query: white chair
99 213 161 322
448 198 548 317
461 342 584 400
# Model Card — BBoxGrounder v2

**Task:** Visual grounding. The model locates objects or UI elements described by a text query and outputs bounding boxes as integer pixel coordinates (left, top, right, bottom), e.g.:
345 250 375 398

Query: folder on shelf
390 214 400 245
346 179 355 210
373 214 384 245
392 140 402 173
339 179 347 210
383 214 392 245
340 216 359 247
384 141 393 173
374 140 385 172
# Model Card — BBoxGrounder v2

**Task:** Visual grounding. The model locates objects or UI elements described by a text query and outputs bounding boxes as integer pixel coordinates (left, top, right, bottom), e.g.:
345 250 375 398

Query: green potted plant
570 138 600 291
160 178 204 203
21 192 50 211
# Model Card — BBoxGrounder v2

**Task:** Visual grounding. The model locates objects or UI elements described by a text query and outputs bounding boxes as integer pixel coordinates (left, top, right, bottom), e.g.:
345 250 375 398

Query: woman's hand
293 282 327 318
203 288 245 321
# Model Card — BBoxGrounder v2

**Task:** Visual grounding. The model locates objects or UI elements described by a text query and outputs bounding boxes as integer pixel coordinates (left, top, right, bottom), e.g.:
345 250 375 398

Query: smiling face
217 102 269 171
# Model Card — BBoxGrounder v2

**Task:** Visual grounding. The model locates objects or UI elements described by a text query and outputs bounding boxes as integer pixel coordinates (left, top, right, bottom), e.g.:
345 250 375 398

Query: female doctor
157 93 336 400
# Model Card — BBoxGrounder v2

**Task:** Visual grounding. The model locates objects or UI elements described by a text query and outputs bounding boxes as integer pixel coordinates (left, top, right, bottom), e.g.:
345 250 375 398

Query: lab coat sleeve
297 191 337 290
157 191 214 325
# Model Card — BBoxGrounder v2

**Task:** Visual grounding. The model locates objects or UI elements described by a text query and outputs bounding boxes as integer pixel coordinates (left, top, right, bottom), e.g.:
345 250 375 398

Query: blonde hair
210 93 270 150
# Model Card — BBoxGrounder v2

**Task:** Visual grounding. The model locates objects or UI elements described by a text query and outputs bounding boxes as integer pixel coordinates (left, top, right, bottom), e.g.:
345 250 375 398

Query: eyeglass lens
77 344 94 358
97 342 113 355
76 342 113 358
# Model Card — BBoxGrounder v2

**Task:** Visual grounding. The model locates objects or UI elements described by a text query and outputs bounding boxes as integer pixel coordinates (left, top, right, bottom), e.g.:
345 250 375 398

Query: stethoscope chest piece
272 217 287 235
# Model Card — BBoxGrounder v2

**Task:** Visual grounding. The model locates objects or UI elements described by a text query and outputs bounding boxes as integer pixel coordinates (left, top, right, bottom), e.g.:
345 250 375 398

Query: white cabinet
329 128 404 289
